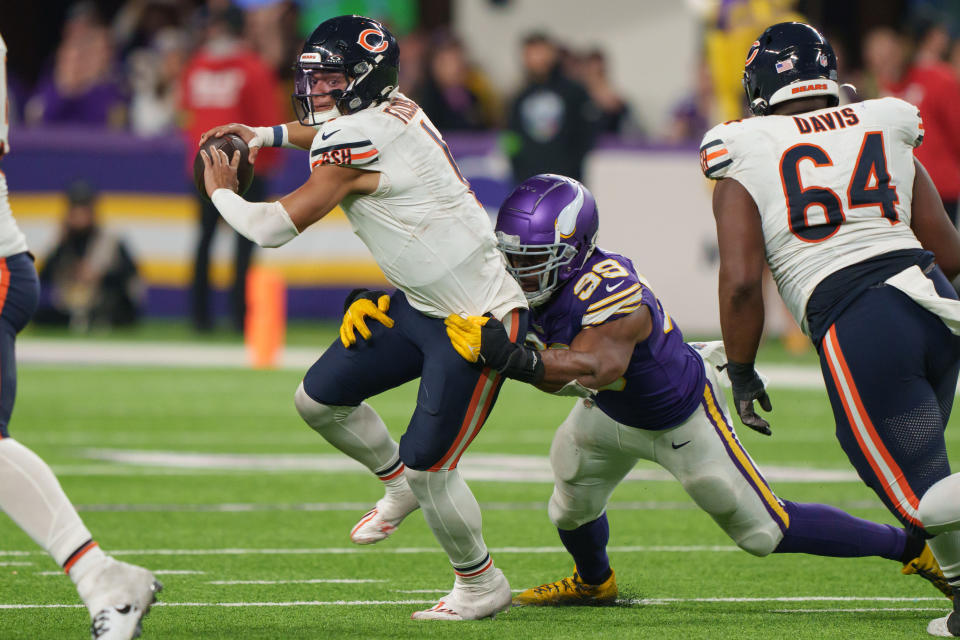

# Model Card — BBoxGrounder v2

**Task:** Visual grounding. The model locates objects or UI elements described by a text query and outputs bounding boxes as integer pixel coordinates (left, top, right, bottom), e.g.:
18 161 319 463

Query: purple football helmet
496 174 599 306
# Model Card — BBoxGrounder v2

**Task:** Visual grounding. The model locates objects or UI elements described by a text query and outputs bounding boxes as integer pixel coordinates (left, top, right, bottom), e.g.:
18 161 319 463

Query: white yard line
62 499 889 513
77 449 862 484
0 600 436 610
0 545 740 557
35 569 205 576
16 339 832 389
772 608 945 613
0 597 948 611
208 579 386 585
634 596 945 603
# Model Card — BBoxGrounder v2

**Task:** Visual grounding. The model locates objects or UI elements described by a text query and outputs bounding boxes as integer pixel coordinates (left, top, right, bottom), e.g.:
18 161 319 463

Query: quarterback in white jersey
0 34 160 640
199 16 527 622
704 23 960 636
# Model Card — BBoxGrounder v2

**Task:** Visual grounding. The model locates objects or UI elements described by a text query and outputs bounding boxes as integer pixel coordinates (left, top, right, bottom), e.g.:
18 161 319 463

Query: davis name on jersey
531 249 705 430
309 93 526 320
700 97 924 333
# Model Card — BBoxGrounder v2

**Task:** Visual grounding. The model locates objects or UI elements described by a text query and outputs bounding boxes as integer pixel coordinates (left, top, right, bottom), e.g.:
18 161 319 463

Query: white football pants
548 356 788 557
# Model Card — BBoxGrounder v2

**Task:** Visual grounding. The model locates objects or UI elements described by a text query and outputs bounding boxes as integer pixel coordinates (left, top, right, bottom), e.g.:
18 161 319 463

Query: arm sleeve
210 189 299 248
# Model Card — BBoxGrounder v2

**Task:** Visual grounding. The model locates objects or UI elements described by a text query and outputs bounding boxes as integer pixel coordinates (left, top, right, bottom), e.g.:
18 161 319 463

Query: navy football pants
819 273 960 538
301 291 528 471
0 253 39 438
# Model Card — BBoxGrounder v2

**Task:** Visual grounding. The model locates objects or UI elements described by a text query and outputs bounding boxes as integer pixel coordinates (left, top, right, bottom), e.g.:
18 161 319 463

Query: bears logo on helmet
358 28 389 53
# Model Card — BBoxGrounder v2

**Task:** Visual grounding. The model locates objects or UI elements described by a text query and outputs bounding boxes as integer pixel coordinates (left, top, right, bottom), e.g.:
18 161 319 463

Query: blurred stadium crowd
1 0 960 334
0 0 958 143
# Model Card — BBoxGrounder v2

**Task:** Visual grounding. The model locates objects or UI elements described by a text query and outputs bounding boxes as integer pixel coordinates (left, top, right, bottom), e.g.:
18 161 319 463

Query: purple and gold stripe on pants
701 379 790 532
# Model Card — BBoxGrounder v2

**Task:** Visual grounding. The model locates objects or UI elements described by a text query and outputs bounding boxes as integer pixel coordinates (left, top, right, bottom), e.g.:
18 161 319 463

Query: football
193 133 254 201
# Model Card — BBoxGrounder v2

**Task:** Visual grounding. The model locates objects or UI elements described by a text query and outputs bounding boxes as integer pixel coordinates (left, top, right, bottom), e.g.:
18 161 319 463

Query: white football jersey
701 97 924 333
0 34 29 259
309 93 526 319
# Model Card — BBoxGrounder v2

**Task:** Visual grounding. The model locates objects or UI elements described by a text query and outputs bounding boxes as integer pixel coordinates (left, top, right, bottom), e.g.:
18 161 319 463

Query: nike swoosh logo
321 129 340 140
671 440 691 450
605 282 624 292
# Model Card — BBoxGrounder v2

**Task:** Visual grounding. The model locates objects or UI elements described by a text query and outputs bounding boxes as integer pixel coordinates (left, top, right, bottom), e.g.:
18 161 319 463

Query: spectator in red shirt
863 26 960 226
179 4 285 332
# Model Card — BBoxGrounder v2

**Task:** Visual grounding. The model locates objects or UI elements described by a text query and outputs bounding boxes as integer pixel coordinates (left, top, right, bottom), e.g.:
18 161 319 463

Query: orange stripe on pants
823 325 922 527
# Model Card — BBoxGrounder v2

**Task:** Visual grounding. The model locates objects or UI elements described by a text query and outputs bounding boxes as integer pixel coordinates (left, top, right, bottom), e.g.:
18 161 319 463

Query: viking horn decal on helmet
555 186 584 239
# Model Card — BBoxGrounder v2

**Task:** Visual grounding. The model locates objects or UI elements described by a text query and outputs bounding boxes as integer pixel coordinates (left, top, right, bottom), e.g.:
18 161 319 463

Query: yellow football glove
444 314 490 362
444 313 544 383
340 289 394 348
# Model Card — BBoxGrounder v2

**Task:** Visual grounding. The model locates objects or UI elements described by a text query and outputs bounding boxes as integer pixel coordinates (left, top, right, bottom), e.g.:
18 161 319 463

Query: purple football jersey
531 248 706 430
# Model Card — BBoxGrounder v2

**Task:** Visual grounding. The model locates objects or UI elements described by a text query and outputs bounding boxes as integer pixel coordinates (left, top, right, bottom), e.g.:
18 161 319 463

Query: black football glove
725 360 773 436
444 314 544 384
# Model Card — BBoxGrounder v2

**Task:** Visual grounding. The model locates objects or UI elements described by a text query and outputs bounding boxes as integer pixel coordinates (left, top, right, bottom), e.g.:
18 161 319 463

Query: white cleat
928 614 960 637
350 482 419 545
84 558 162 639
411 568 512 621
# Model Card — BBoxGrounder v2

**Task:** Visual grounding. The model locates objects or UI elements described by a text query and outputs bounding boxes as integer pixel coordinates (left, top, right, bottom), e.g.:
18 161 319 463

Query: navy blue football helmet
743 22 838 116
292 15 399 125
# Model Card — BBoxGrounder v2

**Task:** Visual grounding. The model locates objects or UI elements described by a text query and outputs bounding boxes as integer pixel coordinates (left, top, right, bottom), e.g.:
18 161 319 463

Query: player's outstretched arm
444 309 651 392
201 148 379 247
536 309 652 393
910 159 960 280
198 121 318 163
713 177 773 435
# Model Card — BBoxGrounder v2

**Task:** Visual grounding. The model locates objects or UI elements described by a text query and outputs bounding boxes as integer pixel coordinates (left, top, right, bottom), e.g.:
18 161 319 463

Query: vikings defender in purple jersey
445 174 950 606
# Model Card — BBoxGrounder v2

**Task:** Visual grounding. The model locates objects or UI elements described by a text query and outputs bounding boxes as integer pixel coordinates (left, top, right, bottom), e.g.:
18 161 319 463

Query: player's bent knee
682 473 739 518
549 423 583 484
733 526 781 557
919 473 960 534
548 486 603 531
294 383 356 434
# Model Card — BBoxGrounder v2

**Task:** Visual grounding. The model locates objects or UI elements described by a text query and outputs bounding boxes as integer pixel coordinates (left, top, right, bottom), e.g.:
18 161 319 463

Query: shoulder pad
699 122 740 180
572 255 646 327
310 119 380 170
861 97 923 148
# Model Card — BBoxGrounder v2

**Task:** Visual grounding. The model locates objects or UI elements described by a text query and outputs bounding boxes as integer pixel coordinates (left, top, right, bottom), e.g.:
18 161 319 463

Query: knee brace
919 473 960 535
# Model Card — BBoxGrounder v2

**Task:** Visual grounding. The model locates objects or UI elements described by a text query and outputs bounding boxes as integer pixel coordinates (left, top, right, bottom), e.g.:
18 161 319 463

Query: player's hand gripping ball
194 134 254 201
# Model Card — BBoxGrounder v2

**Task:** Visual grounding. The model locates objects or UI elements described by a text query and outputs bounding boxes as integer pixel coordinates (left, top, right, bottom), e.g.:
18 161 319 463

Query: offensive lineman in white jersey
702 22 960 636
199 15 529 621
0 34 160 640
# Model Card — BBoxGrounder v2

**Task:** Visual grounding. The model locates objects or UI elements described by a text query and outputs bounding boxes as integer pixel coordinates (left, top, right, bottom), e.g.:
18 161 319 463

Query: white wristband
211 188 299 248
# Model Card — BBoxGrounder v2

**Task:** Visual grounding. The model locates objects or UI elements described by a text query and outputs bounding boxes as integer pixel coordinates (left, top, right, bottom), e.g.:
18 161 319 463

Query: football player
702 23 960 636
0 33 160 639
198 16 528 621
444 173 949 606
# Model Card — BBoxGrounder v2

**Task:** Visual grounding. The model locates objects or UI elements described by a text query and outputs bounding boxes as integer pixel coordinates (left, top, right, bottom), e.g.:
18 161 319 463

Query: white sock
294 383 399 473
0 438 107 582
405 467 490 573
930 530 960 585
